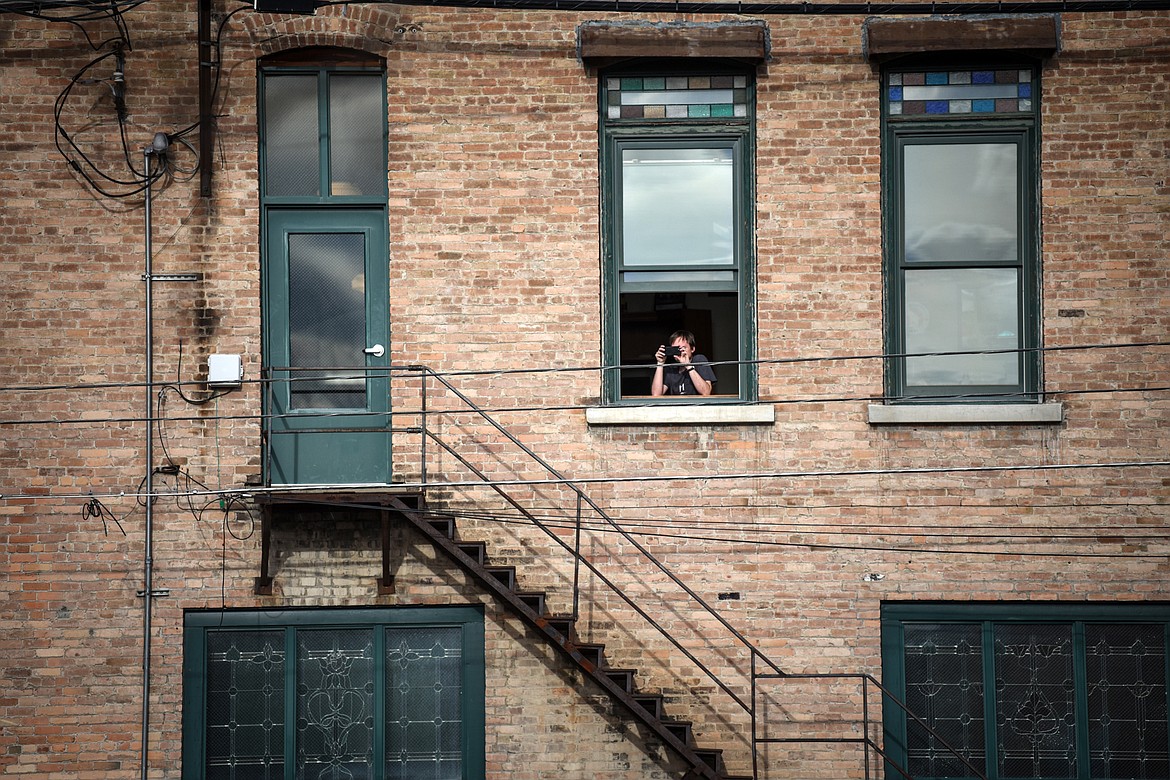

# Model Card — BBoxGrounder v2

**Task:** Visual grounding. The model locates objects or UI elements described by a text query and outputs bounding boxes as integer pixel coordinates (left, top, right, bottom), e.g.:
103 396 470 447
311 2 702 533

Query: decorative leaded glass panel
606 75 749 120
994 624 1076 779
296 629 376 780
903 623 986 778
385 626 463 780
888 69 1033 116
1086 624 1170 779
205 630 286 780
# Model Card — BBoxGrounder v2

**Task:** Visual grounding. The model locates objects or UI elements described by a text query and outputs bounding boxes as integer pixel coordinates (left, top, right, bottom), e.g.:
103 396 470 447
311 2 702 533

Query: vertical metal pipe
862 676 871 780
140 146 155 780
751 652 759 780
572 493 582 621
419 368 428 486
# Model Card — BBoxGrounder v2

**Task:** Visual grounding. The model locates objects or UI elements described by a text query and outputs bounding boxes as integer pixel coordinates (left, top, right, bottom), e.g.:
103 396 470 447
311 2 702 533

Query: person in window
651 330 716 396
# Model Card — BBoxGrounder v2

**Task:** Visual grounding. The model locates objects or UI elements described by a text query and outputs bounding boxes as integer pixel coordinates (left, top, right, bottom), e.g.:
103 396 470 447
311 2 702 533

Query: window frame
258 51 389 206
599 63 757 405
881 60 1041 404
881 602 1170 780
257 50 393 485
181 606 486 780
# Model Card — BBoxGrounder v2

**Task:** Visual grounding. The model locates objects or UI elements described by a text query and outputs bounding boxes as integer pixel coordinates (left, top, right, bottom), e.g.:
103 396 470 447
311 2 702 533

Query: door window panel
287 232 367 410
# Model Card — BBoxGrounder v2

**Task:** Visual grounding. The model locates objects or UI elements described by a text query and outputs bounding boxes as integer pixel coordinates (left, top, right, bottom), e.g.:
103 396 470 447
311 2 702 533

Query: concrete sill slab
867 403 1064 425
586 404 776 426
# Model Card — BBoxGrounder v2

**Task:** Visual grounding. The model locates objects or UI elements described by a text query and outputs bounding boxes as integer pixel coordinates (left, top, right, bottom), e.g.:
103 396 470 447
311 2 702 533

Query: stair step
694 748 724 774
402 507 748 779
571 642 605 669
485 566 516 590
456 541 486 564
515 592 545 613
427 515 456 539
604 668 635 692
663 720 693 745
543 615 575 641
632 693 664 719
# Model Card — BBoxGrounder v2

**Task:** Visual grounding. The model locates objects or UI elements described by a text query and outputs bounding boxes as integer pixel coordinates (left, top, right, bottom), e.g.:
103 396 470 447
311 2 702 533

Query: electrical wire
1 379 1167 428
228 496 1170 559
5 455 1169 504
81 495 129 536
449 511 1170 538
3 339 1168 395
0 340 1168 428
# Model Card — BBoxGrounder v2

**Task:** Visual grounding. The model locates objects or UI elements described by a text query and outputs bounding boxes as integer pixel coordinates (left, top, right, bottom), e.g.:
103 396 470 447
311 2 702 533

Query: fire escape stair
391 499 752 780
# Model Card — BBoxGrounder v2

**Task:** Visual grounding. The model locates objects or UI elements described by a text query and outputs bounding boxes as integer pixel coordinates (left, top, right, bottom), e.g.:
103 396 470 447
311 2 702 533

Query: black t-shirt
662 354 717 395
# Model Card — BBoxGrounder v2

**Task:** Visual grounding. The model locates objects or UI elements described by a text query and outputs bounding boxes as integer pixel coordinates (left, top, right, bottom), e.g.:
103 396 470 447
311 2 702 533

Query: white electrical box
207 354 244 388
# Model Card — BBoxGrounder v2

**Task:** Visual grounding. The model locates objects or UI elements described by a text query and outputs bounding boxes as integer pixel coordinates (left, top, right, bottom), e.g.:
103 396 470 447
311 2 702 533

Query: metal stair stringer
386 496 743 780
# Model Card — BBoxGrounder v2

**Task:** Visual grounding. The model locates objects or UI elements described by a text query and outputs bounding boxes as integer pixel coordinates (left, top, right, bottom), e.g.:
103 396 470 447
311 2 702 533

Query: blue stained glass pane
972 99 996 113
711 104 734 117
925 100 949 114
643 77 665 90
1018 84 1032 98
620 78 642 90
689 105 712 118
926 72 948 85
972 71 995 84
889 86 904 101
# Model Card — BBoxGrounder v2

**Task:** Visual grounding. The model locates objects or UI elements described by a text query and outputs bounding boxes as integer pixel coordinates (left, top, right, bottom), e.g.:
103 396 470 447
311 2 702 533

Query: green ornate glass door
265 209 390 485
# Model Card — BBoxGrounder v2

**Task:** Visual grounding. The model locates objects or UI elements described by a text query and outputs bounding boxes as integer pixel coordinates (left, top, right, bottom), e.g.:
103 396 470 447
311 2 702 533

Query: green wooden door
265 209 390 485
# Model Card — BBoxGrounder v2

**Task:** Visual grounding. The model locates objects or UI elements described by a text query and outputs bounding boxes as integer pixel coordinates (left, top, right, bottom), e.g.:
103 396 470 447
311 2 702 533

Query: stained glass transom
888 69 1033 116
606 75 749 120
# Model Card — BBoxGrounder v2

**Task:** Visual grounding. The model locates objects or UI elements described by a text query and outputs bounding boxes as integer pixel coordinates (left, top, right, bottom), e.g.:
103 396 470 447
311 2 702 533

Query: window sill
586 403 775 426
867 403 1064 426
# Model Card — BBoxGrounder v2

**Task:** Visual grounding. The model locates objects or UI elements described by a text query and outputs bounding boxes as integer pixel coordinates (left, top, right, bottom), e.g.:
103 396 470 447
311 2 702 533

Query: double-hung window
882 64 1040 403
601 68 756 402
882 603 1170 780
182 607 486 780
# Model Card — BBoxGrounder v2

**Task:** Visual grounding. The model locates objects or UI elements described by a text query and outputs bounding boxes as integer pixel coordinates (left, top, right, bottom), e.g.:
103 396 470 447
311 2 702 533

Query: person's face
671 337 694 362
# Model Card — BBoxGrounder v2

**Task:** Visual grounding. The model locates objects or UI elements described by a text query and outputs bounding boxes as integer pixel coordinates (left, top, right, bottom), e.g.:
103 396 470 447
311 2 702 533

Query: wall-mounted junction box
207 354 244 388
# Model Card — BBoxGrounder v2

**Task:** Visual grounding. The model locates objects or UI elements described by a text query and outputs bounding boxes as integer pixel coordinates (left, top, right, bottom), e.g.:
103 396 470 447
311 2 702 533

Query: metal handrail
407 364 989 780
260 363 989 780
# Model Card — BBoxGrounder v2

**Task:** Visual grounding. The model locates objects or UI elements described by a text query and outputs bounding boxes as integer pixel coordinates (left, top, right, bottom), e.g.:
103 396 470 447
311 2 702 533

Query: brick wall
1 3 1168 778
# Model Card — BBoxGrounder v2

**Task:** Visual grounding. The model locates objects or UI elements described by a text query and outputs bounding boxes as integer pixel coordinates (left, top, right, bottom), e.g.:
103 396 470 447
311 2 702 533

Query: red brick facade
2 2 1168 778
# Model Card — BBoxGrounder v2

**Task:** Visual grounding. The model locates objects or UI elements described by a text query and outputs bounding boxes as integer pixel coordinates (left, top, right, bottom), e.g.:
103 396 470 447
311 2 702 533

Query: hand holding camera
656 344 682 364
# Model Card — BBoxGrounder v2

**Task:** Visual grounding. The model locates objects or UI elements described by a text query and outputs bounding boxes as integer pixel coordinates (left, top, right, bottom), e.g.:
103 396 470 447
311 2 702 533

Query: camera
663 346 682 357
